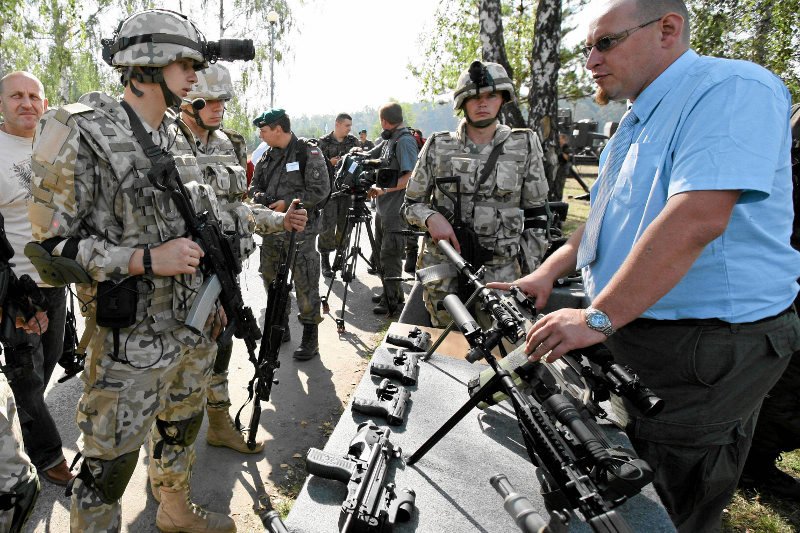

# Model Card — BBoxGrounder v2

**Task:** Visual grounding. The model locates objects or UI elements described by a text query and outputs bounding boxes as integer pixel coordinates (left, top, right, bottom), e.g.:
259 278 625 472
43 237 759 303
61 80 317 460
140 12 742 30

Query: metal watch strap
143 247 153 276
585 306 614 337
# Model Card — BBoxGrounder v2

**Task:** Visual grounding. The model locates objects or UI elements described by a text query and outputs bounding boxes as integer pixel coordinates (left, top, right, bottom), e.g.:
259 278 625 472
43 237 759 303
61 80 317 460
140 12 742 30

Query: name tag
286 161 300 172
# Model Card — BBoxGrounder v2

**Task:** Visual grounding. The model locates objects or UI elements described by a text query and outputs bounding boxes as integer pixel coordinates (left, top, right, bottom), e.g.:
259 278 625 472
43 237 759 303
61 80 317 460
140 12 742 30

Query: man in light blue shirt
490 0 800 530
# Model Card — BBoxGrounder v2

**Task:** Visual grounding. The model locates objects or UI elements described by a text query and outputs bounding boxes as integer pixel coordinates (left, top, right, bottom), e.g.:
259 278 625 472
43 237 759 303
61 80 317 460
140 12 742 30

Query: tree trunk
529 0 561 189
751 0 773 66
478 0 526 127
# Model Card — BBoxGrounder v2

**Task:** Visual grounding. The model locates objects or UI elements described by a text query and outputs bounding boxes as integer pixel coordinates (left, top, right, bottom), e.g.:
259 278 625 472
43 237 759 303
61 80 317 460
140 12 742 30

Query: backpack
791 103 800 251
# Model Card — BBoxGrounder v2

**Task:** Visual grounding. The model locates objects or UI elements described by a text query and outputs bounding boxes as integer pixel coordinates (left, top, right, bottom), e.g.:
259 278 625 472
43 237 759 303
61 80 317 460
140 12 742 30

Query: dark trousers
10 286 68 470
606 309 800 532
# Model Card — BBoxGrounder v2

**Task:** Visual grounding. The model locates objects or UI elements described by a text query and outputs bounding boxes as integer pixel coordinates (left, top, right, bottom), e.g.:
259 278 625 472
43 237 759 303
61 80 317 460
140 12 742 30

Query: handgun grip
352 398 389 418
306 448 357 484
370 363 402 382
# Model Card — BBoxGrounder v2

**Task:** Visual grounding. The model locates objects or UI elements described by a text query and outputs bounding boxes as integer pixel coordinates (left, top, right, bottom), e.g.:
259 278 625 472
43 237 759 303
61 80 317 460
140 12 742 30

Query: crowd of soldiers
1 1 799 532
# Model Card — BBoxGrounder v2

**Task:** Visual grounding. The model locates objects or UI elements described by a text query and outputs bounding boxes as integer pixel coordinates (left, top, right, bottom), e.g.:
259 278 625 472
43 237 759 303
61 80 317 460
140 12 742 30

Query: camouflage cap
253 108 285 128
453 61 515 110
187 63 233 101
109 9 207 69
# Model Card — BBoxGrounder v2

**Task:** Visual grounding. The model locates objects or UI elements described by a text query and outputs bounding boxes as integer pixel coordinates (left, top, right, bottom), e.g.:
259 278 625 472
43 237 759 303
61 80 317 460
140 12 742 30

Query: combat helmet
183 64 233 131
102 9 208 107
453 61 515 127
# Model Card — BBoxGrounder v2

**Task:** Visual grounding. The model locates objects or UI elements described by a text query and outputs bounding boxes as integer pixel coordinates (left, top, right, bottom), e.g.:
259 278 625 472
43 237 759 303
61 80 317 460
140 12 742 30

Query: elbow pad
24 238 92 287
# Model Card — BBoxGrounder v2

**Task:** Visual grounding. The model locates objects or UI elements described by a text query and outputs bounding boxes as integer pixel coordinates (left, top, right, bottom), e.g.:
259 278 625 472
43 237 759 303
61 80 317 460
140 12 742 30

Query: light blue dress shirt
584 50 800 322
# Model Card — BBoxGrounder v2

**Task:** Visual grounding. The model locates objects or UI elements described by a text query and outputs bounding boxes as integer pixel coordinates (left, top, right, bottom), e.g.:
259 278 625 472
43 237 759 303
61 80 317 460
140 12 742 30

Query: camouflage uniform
28 91 222 531
402 119 549 326
0 373 39 533
317 132 360 254
251 134 330 326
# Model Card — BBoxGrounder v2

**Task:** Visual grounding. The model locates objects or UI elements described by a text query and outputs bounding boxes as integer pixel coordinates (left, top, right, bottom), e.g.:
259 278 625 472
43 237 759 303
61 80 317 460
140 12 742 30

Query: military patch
35 118 72 165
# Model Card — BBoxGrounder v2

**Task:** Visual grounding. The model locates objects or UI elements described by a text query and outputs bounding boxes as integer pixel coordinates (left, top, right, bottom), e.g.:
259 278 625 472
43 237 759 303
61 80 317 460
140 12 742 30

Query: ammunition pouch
376 168 399 188
95 277 139 329
76 451 139 505
0 467 39 533
24 240 92 287
152 412 204 459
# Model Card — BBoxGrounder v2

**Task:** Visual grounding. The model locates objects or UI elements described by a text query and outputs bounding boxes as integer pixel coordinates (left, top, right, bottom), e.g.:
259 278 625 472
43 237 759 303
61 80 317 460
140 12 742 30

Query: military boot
293 324 319 360
156 486 236 533
206 405 265 454
321 253 333 278
740 454 800 500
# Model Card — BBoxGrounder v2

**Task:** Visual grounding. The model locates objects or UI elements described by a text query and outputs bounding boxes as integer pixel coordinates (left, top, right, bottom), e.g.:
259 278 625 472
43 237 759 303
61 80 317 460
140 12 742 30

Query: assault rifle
236 207 301 449
306 421 416 532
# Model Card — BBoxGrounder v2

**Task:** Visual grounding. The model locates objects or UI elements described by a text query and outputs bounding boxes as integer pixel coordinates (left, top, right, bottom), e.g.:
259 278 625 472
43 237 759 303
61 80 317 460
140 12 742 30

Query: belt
630 305 796 328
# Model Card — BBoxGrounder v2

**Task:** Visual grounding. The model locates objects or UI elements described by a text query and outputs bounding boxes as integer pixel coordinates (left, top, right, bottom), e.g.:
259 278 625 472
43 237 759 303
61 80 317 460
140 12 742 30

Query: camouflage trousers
71 326 216 532
318 195 352 253
207 337 233 408
0 373 37 531
418 240 521 328
260 233 323 325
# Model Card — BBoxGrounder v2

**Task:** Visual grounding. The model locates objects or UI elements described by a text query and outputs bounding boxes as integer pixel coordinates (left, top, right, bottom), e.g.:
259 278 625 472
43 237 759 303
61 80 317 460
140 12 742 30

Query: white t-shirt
0 127 44 285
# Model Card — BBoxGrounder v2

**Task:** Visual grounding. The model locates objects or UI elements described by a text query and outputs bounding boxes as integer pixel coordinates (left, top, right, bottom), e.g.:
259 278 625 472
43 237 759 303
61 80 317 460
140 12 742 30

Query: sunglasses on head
582 17 662 59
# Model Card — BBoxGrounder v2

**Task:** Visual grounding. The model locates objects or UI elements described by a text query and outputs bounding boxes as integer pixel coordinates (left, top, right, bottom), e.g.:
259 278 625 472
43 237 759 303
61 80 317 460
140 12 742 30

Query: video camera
557 108 611 164
333 153 380 196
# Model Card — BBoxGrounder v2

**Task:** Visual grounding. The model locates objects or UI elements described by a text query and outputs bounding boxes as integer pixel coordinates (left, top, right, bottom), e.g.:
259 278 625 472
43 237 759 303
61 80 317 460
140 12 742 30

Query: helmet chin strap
124 67 182 108
465 114 498 129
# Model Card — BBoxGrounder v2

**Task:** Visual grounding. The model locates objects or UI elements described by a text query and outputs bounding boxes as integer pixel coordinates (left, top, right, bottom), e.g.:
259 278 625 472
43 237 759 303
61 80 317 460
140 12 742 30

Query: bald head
0 71 48 138
0 71 45 97
597 0 690 44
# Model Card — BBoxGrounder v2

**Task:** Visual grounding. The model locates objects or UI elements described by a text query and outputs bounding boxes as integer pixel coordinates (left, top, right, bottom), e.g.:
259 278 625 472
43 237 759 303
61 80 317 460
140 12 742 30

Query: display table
285 323 675 532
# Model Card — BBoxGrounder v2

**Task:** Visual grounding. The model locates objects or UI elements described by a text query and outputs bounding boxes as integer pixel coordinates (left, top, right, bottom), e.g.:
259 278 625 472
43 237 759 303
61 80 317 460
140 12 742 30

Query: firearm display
369 346 419 386
385 327 431 352
352 379 410 426
306 421 416 532
236 213 301 450
406 243 658 533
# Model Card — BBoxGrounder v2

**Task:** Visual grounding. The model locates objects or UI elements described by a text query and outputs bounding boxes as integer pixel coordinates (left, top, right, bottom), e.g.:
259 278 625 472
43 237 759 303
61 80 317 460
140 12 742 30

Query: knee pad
0 468 40 533
152 412 204 459
75 451 139 505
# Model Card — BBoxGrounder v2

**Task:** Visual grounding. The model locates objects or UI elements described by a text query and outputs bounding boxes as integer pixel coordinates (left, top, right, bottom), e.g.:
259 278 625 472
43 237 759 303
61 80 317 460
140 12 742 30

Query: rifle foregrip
306 448 357 484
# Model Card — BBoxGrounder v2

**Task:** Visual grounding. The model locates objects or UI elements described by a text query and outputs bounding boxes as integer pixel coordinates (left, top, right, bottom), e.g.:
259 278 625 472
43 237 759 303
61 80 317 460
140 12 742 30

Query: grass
561 166 800 533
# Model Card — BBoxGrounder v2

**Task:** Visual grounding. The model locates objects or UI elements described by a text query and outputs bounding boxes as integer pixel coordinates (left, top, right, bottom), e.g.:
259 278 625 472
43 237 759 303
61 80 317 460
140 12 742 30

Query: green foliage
689 0 800 100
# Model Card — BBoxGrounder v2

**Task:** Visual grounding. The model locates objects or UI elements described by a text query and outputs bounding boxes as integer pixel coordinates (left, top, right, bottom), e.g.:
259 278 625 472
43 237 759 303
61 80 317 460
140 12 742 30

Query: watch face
588 312 608 328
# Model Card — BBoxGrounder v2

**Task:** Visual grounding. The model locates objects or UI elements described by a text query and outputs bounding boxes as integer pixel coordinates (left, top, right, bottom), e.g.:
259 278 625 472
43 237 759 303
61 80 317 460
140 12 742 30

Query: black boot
293 324 319 360
321 253 333 278
740 454 800 500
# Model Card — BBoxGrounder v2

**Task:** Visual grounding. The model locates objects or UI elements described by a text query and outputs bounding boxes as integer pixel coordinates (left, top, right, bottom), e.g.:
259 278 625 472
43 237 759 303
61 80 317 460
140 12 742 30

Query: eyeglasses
581 17 662 59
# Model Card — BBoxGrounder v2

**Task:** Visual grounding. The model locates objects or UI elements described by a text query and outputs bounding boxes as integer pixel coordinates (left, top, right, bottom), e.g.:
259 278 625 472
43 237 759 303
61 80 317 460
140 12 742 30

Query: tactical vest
34 92 218 342
196 129 256 260
428 128 530 261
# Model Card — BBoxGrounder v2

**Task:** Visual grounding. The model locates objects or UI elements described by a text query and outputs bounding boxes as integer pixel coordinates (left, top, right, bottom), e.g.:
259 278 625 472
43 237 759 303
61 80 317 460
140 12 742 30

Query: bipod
321 194 393 333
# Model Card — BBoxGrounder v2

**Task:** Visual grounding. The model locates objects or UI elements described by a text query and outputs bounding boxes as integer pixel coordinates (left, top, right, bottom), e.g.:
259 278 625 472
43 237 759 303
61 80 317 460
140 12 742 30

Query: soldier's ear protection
381 129 392 140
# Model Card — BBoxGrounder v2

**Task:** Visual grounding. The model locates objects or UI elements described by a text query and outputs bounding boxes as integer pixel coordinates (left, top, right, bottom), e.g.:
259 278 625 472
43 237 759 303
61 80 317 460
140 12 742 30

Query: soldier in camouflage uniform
250 109 331 360
317 113 360 277
180 66 307 454
24 10 282 533
402 61 549 326
0 374 40 533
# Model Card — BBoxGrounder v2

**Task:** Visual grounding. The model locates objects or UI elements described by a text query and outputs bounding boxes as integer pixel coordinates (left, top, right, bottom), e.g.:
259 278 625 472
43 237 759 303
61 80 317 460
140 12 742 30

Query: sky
268 0 443 116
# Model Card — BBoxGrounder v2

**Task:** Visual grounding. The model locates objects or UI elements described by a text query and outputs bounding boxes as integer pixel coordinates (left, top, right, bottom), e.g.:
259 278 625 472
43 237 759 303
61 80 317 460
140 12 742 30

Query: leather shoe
40 459 74 486
371 293 384 303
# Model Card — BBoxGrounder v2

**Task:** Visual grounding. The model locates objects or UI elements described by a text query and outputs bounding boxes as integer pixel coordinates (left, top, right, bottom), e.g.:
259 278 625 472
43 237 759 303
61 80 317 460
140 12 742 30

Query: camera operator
317 113 360 278
490 1 800 529
362 103 419 315
180 64 307 456
250 108 330 360
0 71 71 487
402 61 549 327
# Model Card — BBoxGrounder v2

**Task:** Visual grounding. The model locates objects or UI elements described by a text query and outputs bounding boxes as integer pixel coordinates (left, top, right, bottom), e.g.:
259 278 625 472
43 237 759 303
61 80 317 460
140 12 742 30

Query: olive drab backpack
791 103 799 251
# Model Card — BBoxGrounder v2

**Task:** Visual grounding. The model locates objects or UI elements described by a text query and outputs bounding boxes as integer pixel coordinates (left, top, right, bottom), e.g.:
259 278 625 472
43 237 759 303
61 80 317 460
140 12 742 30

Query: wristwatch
584 306 615 337
143 246 153 276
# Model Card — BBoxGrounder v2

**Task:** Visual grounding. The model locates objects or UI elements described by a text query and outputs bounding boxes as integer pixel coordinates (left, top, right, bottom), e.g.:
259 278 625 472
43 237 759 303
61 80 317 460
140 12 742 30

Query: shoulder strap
222 128 248 168
296 138 309 177
472 139 508 207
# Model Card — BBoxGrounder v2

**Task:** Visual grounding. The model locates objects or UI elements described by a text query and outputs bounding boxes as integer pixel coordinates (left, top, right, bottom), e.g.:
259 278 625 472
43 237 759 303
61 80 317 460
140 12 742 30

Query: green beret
253 108 285 128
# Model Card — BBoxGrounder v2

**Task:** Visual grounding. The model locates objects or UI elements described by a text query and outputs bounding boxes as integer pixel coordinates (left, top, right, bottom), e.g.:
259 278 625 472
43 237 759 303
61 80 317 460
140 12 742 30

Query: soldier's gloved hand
150 238 205 276
269 199 288 212
284 199 308 232
425 212 461 253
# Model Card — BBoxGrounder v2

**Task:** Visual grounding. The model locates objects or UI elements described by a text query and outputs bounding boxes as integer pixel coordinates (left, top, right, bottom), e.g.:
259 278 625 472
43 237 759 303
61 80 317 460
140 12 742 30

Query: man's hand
17 310 49 335
283 199 308 232
209 307 228 341
269 199 288 213
330 156 342 167
487 270 556 311
367 185 386 200
425 212 460 253
524 308 606 363
151 238 204 276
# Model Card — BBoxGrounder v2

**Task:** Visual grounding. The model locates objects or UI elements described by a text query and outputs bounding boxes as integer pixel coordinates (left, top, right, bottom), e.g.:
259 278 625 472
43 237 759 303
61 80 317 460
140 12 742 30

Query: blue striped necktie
576 110 639 269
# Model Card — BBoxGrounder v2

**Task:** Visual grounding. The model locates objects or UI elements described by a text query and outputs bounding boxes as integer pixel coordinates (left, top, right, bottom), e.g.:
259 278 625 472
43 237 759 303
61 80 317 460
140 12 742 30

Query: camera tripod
321 191 393 333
